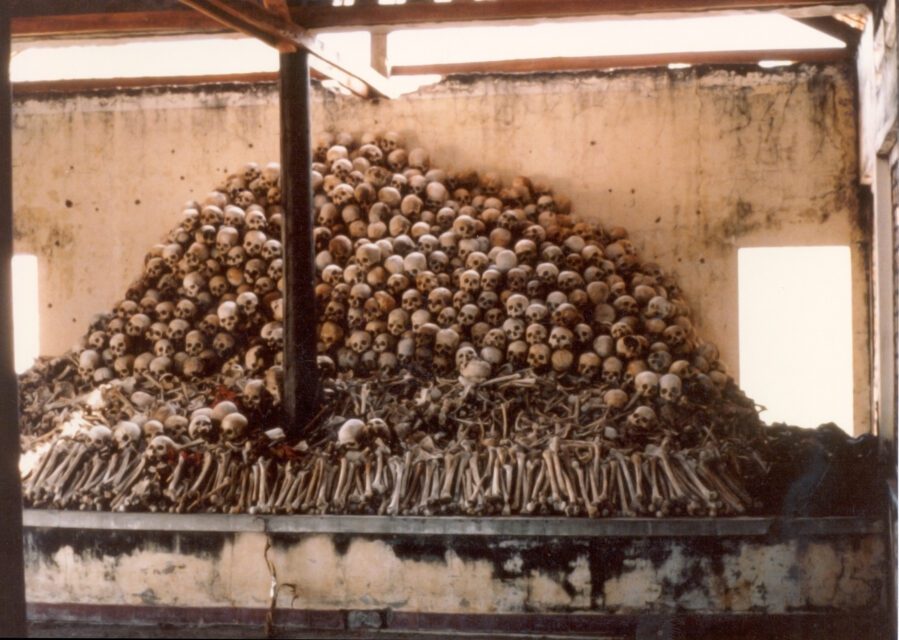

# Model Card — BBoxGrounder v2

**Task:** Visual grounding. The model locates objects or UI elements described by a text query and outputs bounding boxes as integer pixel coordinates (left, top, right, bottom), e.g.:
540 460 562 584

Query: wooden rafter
11 0 872 38
287 0 873 30
11 11 222 38
177 0 397 98
796 16 864 47
10 72 283 96
390 47 850 76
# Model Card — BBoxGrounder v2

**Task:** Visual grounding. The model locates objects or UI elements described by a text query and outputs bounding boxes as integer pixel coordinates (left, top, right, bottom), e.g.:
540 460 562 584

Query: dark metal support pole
0 10 28 639
280 49 319 436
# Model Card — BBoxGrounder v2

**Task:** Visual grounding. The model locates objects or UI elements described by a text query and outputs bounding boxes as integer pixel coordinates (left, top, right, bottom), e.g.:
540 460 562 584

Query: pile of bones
18 130 771 517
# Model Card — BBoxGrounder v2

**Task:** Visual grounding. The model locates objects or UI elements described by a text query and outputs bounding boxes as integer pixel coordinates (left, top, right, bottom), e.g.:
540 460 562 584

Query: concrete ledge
22 509 884 537
26 603 889 640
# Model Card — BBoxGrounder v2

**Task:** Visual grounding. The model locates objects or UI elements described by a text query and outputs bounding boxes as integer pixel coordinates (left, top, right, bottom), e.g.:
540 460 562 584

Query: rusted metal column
0 9 28 638
280 49 319 435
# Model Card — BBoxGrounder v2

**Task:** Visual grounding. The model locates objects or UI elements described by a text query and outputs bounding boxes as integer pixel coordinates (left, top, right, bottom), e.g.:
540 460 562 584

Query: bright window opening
388 15 844 67
10 37 280 81
12 254 40 374
738 246 853 432
9 15 843 85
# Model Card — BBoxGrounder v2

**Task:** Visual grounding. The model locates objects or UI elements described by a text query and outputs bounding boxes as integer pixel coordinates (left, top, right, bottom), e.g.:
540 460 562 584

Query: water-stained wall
22 516 888 637
11 63 869 430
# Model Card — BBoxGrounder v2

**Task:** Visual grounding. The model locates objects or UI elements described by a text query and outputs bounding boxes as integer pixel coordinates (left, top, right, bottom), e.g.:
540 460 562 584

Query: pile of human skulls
18 130 773 516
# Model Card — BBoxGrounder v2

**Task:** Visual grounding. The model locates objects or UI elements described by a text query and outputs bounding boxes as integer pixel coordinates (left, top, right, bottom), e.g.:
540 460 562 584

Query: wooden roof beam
288 0 873 30
11 1 872 38
390 47 851 76
11 10 223 39
795 16 864 48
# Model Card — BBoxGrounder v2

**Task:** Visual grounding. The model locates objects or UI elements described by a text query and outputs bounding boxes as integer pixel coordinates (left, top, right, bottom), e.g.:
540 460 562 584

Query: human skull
545 291 567 313
212 332 236 358
645 295 672 319
415 271 439 294
454 345 477 371
195 313 219 338
401 289 422 312
146 435 177 461
557 270 583 292
505 293 528 318
174 299 197 321
182 272 206 299
659 373 683 402
184 330 205 357
663 324 688 350
243 229 267 257
188 413 215 440
506 340 528 366
88 330 107 350
182 356 204 380
506 268 527 292
114 421 142 449
133 352 154 375
634 370 660 397
573 323 594 345
551 349 574 373
616 335 644 360
349 283 372 309
627 406 657 429
216 226 240 255
220 412 248 442
148 355 172 377
648 349 673 374
166 318 190 343
502 318 525 342
514 239 537 264
236 291 259 317
459 269 481 293
602 356 623 385
577 352 601 378
261 238 282 262
476 291 498 312
403 251 428 278
435 328 460 356
348 330 373 354
613 295 639 317
525 323 548 346
319 321 344 351
387 308 409 336
548 326 573 350
217 300 239 332
78 349 101 379
452 215 477 239
527 343 551 371
536 262 560 286
457 304 480 327
225 245 246 268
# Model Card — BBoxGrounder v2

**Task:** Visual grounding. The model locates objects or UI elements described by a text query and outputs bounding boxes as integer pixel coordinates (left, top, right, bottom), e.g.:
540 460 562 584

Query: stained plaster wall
22 526 887 622
11 63 870 432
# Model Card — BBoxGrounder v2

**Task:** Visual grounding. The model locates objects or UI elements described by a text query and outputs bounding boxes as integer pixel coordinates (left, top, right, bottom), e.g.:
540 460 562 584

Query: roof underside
9 0 870 98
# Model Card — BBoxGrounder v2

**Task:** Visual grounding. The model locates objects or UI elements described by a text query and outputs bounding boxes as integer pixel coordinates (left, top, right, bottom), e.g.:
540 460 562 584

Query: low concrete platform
23 511 890 639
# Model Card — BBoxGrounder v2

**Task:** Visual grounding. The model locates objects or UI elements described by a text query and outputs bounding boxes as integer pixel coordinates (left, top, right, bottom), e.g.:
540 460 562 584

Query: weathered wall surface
11 64 869 430
23 522 887 630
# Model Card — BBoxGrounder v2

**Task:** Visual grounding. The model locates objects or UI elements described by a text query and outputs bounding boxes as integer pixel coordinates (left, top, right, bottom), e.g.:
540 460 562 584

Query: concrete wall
11 63 870 431
22 514 889 637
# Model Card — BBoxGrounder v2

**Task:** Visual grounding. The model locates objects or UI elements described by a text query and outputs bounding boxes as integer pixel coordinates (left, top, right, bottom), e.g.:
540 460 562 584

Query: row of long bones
22 373 764 517
22 431 757 518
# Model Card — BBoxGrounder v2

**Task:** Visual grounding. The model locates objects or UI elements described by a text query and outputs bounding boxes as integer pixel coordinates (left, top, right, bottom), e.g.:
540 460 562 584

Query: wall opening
12 254 39 374
738 246 853 432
